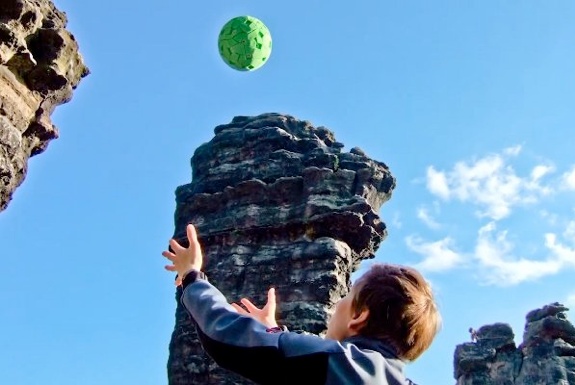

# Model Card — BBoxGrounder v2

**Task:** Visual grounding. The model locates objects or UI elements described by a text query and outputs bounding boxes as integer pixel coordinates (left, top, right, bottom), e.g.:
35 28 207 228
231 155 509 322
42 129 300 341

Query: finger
169 238 185 253
267 287 276 302
162 251 176 261
187 224 201 250
231 303 249 315
266 287 277 312
164 265 177 272
240 298 261 313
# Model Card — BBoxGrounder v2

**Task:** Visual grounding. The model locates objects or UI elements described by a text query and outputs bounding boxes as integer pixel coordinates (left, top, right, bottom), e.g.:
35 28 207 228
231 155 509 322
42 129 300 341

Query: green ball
218 16 272 71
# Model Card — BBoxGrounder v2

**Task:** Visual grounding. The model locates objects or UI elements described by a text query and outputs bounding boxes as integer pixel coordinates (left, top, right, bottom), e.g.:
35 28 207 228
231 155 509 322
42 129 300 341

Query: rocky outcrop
167 113 396 384
454 303 575 384
0 0 88 212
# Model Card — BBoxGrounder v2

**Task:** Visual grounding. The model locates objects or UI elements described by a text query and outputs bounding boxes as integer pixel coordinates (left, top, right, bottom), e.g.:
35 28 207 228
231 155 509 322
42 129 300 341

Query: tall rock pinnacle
167 113 396 384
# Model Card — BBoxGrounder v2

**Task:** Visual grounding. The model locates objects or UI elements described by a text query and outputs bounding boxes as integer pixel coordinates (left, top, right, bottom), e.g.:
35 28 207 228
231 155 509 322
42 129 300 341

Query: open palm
231 288 278 328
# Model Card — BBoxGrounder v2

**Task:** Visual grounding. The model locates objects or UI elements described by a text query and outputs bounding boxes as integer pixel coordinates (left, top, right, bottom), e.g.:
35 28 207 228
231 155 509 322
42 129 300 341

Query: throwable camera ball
218 16 272 71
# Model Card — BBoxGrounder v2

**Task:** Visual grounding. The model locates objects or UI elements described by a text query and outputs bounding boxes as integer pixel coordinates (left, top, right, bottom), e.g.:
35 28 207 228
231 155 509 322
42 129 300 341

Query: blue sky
1 1 574 384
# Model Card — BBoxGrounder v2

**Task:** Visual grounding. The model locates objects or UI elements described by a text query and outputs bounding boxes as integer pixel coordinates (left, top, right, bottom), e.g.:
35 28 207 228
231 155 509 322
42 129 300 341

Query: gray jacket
181 274 416 385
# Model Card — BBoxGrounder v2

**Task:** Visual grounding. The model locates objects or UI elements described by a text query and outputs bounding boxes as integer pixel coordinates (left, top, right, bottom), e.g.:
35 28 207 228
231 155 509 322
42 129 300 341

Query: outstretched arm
162 225 364 385
162 225 285 383
181 278 287 384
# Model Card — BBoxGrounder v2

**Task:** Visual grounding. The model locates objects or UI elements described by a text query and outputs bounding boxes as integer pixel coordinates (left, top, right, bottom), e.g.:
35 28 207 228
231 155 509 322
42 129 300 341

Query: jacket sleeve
181 278 332 384
180 278 402 385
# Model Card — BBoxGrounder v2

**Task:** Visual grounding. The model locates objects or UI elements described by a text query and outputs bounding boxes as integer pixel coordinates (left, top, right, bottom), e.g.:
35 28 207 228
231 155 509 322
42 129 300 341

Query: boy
162 224 441 385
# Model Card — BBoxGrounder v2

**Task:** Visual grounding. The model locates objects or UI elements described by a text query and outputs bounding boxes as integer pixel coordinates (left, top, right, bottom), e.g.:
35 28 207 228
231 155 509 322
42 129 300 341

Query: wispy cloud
405 235 465 272
474 222 562 286
390 212 402 229
425 146 554 220
540 209 559 226
416 205 441 229
531 165 555 181
406 219 575 286
426 167 450 199
503 145 522 156
411 146 575 286
561 166 575 190
544 220 575 267
565 220 575 240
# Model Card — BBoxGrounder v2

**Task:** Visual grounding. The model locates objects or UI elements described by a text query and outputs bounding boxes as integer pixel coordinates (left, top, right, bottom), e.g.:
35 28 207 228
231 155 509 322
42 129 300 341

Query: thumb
267 287 276 312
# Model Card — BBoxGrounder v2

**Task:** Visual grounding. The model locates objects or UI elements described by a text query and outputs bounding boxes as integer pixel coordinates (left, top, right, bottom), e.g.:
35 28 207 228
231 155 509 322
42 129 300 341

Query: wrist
266 325 288 333
181 269 208 290
180 266 200 279
267 320 279 328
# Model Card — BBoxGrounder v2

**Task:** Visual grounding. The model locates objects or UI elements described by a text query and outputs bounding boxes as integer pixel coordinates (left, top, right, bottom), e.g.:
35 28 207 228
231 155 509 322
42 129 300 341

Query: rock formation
0 0 88 212
454 302 575 384
167 113 396 384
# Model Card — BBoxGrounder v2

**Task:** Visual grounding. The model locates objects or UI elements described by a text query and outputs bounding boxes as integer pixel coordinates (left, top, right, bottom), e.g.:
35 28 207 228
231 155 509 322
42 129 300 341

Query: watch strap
181 269 207 290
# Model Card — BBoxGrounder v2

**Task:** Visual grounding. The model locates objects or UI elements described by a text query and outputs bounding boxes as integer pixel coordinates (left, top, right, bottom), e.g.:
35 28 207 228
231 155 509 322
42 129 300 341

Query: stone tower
167 113 396 384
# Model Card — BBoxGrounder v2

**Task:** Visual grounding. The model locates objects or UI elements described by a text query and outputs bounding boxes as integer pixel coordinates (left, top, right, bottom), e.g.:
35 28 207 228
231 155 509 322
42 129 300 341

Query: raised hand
162 224 203 285
231 288 279 328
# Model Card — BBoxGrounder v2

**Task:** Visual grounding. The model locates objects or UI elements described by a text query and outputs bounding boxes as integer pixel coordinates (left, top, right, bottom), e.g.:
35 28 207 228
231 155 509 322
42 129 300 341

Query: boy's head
325 263 441 361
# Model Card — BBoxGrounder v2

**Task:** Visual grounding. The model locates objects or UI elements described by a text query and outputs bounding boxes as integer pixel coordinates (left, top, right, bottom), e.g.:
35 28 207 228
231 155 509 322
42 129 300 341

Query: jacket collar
343 335 405 363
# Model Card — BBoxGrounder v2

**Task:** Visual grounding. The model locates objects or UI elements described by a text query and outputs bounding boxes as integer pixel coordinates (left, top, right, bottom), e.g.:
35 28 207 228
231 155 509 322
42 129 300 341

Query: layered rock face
454 303 575 385
0 0 88 212
167 113 396 384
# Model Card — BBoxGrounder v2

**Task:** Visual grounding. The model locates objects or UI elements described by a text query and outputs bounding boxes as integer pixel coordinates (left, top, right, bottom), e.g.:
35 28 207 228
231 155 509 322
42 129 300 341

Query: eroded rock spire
167 113 396 384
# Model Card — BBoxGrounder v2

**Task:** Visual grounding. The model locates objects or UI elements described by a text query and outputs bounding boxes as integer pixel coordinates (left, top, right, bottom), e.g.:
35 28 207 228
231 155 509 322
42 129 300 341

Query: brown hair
351 263 441 361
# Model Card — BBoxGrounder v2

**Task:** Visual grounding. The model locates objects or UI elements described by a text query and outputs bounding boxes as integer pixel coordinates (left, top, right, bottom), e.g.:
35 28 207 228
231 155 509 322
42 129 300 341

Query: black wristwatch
181 269 207 290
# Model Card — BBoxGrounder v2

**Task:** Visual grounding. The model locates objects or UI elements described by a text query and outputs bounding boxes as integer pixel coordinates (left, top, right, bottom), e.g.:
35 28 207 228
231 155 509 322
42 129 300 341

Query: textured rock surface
167 113 396 384
455 303 575 385
0 0 88 212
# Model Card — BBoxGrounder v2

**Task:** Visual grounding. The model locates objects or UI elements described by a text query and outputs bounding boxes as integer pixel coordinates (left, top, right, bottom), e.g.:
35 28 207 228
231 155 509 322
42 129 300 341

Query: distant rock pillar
454 303 575 384
167 113 396 385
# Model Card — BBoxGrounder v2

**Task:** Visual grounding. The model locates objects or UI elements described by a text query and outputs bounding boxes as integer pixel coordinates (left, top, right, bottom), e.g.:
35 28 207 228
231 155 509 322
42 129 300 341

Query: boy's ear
348 308 369 332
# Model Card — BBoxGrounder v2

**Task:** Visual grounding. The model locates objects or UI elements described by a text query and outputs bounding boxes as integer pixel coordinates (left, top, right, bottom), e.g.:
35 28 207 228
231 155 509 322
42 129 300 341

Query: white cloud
425 146 554 220
564 221 575 241
415 147 575 286
416 206 441 229
503 145 522 156
540 209 559 226
544 226 575 267
561 166 575 190
426 167 450 199
405 235 465 272
474 222 562 286
531 165 554 181
390 212 402 229
404 219 575 286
